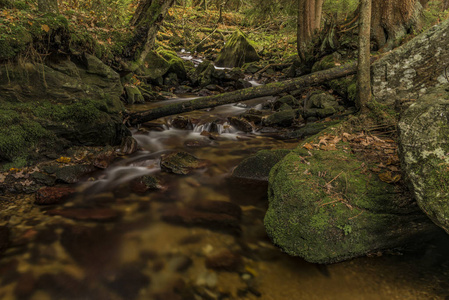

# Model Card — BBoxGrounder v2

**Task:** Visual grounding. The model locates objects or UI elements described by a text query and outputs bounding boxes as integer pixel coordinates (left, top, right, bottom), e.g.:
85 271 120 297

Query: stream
1 55 449 300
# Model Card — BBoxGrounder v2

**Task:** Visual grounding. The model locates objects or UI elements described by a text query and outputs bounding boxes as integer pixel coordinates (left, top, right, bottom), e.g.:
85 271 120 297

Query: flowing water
1 59 449 299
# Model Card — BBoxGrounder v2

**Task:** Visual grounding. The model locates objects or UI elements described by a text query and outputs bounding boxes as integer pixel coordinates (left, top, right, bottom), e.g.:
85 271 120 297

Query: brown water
1 97 449 300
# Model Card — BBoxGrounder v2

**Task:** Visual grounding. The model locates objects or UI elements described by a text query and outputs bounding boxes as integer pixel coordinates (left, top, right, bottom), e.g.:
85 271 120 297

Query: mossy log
126 59 376 126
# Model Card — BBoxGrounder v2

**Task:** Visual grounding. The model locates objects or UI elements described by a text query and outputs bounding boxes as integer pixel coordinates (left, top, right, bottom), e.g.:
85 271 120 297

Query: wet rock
160 151 209 175
231 149 290 182
167 254 193 272
164 72 179 87
193 60 215 87
55 164 96 184
215 30 260 68
119 136 139 155
130 175 163 194
0 226 10 254
35 186 76 205
171 116 193 130
93 146 116 169
124 85 145 104
107 263 151 299
398 85 449 234
30 172 56 186
226 177 269 206
184 139 212 148
137 50 170 80
240 112 263 124
157 49 188 80
229 117 253 133
189 200 242 220
265 138 441 263
273 95 299 110
205 249 242 272
46 208 120 221
161 209 240 233
263 110 296 127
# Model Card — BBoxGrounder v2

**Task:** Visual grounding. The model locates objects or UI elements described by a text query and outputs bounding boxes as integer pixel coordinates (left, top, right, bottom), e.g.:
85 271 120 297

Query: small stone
171 116 193 130
119 136 139 155
229 117 253 132
93 147 116 169
35 186 76 205
195 271 217 289
205 249 242 272
130 175 163 194
46 208 120 222
160 152 209 175
30 172 56 186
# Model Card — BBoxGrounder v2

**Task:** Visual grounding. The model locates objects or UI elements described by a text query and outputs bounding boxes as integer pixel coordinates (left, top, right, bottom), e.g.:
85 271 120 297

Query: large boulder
0 53 129 164
215 30 260 68
265 134 439 263
372 18 449 108
398 85 449 234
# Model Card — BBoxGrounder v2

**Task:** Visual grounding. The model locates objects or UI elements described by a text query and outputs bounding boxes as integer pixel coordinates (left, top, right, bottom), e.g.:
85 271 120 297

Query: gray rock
398 85 449 234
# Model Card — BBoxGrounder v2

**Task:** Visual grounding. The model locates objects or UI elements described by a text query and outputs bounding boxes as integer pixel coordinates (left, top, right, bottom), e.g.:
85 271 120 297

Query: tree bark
357 0 372 114
371 0 424 50
297 0 324 61
126 60 371 126
127 0 175 64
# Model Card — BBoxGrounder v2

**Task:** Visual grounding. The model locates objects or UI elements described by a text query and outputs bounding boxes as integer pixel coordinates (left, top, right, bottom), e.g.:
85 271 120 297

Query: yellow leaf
56 157 71 163
41 24 50 32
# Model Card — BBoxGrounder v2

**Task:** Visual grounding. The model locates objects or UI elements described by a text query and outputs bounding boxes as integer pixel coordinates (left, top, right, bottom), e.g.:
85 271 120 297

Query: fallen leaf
378 171 401 183
303 143 314 150
41 24 50 32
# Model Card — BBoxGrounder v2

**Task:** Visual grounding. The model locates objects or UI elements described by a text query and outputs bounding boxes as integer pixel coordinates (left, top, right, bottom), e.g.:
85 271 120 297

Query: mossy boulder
157 49 187 80
193 60 215 87
124 86 145 104
398 85 449 234
311 54 337 73
0 54 129 164
273 95 299 110
265 136 439 263
215 30 260 68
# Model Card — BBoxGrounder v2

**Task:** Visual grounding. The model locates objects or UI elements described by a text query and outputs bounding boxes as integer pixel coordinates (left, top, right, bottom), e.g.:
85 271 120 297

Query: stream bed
1 95 449 299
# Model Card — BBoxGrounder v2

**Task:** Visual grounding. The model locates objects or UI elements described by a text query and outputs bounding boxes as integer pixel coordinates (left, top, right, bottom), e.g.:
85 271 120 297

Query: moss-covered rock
124 86 145 104
160 151 209 175
137 50 170 80
193 60 215 87
398 85 449 234
265 135 439 263
311 54 337 73
0 55 129 164
263 110 296 127
273 95 299 110
215 30 260 68
157 48 187 80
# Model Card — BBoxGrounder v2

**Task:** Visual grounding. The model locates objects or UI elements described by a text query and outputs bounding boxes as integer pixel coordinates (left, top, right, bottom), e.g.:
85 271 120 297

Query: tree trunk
357 0 372 114
127 0 175 64
371 0 424 51
38 0 59 13
126 60 368 126
297 0 324 62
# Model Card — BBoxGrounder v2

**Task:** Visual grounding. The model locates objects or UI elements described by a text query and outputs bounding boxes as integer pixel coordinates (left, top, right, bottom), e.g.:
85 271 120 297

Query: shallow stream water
1 56 449 299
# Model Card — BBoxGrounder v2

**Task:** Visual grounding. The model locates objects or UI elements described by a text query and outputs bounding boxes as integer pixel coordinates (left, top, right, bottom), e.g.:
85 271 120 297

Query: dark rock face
231 149 290 182
130 175 163 194
160 152 209 175
265 138 439 264
0 226 10 254
398 85 449 234
35 186 76 205
55 164 97 184
215 30 260 68
263 110 296 127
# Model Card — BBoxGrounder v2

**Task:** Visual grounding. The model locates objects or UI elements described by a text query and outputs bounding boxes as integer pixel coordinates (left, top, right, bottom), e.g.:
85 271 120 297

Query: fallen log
126 58 376 126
